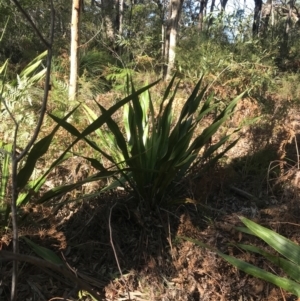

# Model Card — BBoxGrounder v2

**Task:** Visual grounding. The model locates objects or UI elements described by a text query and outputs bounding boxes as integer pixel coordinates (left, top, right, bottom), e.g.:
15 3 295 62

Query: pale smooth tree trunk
198 0 207 32
69 0 81 101
119 0 124 35
163 0 184 81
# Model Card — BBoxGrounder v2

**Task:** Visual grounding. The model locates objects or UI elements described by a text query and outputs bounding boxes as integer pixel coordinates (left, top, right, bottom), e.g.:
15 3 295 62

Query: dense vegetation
1 0 300 300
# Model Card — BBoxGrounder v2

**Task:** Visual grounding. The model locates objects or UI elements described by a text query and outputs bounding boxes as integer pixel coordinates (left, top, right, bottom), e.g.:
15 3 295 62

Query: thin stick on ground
294 135 300 170
109 202 130 300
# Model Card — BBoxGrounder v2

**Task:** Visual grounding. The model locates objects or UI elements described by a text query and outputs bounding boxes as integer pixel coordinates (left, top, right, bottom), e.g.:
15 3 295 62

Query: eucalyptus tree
163 0 184 80
69 0 82 101
253 0 263 35
220 0 228 10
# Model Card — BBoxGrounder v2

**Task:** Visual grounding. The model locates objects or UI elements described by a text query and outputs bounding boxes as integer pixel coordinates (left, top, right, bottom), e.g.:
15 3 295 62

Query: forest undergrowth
2 77 300 300
2 1 300 297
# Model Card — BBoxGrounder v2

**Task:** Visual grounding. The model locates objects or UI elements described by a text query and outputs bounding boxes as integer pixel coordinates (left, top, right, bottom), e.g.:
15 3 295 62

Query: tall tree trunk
102 0 117 43
252 0 263 36
163 0 184 81
285 0 295 35
69 0 81 101
119 0 124 35
198 0 207 32
281 0 295 56
207 0 215 32
260 0 272 35
220 0 228 11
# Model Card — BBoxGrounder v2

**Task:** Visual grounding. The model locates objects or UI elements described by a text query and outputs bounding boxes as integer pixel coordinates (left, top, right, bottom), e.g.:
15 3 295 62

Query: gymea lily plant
78 75 243 209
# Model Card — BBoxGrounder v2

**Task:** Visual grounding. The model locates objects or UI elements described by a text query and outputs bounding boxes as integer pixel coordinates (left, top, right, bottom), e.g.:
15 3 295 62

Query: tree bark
119 0 124 35
102 0 118 43
252 0 263 36
285 0 295 35
198 0 207 32
207 0 215 32
260 0 273 35
220 0 228 11
163 0 184 81
69 0 81 101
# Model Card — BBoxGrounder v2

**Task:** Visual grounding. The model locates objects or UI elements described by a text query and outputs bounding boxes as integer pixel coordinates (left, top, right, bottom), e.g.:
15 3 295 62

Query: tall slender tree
260 0 273 35
220 0 228 11
163 0 184 81
69 0 82 101
119 0 124 35
253 0 263 35
102 0 118 43
198 0 207 32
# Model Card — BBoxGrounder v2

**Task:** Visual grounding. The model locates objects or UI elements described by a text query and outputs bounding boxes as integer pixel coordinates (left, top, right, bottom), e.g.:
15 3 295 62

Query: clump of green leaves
0 53 45 225
0 51 46 144
225 217 300 297
80 75 242 209
176 29 275 98
79 49 113 93
104 64 136 92
185 217 300 297
0 81 155 229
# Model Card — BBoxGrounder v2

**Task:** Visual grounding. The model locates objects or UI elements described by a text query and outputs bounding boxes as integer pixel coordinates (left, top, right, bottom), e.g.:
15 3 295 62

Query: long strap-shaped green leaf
181 236 300 297
0 142 12 206
21 237 63 265
237 243 300 283
37 169 121 204
239 216 300 266
220 251 300 297
83 81 157 138
17 107 78 190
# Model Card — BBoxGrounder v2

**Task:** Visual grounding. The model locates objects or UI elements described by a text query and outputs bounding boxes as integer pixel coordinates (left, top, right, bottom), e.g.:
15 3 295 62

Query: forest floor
1 91 300 301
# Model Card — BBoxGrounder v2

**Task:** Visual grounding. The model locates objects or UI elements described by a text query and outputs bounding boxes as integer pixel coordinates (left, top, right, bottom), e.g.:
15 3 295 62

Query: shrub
72 75 243 210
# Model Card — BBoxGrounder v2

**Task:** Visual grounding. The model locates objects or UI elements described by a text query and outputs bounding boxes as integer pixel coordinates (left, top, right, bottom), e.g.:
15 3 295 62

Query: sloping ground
1 95 300 301
1 191 300 301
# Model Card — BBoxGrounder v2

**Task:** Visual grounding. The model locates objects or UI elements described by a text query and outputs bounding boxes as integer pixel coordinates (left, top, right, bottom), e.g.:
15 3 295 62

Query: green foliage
104 64 136 91
224 217 300 297
0 52 51 224
79 49 113 93
0 74 151 229
49 59 70 117
120 1 162 66
79 76 242 209
177 34 275 98
0 141 12 222
37 80 160 204
0 52 46 145
184 217 300 297
274 72 300 101
0 51 148 229
82 103 126 167
0 0 71 63
22 236 64 265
